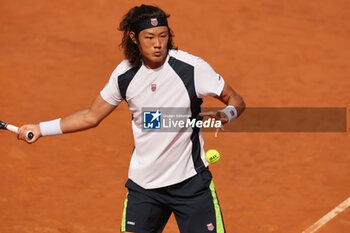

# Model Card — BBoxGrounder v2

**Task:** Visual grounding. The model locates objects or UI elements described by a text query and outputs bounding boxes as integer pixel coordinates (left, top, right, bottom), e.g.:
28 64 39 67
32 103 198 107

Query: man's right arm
18 94 116 143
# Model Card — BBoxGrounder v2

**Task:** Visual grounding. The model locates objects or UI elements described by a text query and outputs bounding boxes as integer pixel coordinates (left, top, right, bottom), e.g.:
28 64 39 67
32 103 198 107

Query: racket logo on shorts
207 222 214 231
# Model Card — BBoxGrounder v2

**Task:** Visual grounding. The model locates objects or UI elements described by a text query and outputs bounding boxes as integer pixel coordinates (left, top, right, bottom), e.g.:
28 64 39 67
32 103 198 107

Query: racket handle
7 124 34 140
6 124 19 134
26 131 34 140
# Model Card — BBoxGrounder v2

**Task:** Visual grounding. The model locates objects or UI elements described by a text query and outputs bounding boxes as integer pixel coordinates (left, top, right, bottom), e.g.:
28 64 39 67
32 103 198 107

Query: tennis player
18 4 245 233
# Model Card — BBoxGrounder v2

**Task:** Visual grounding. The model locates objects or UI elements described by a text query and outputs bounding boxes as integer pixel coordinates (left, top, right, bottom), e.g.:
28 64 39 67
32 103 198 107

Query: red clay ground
1 0 349 232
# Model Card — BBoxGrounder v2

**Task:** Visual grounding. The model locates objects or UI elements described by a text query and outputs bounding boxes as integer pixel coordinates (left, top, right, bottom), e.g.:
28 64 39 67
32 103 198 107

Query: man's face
136 26 169 69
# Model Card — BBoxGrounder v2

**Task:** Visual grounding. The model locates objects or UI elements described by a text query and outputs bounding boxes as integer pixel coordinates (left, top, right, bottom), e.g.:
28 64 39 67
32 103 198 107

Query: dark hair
119 4 176 67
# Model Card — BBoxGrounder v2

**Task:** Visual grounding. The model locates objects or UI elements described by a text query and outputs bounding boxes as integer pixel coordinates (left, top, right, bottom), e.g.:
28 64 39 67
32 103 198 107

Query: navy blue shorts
120 167 225 233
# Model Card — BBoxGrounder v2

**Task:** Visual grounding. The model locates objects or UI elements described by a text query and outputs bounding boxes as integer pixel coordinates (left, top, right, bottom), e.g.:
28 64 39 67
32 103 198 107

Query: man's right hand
18 124 42 144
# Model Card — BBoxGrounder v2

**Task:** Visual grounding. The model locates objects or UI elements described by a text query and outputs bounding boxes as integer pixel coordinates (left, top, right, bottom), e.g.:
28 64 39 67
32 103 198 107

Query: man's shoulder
168 49 204 67
111 60 134 78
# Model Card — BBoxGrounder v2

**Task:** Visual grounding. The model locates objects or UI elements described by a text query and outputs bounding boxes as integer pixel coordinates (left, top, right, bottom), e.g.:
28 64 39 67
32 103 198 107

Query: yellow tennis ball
205 149 220 164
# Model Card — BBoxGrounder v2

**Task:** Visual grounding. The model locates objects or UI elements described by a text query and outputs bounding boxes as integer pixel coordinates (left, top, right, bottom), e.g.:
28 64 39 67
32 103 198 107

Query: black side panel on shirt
168 56 205 172
118 65 141 102
118 65 140 153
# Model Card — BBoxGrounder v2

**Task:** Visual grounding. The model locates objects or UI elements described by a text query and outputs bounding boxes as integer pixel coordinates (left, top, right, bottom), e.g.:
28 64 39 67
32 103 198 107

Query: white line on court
302 196 350 233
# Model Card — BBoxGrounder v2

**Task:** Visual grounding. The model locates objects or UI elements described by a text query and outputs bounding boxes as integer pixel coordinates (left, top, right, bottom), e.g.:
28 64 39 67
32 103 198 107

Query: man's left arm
200 83 245 124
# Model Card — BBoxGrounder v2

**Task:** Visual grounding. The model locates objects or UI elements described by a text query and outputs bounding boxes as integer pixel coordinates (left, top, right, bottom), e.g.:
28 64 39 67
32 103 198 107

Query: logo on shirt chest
151 83 157 92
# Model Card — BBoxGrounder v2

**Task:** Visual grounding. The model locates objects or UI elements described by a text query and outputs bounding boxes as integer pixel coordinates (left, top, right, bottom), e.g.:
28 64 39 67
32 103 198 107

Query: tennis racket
0 120 34 139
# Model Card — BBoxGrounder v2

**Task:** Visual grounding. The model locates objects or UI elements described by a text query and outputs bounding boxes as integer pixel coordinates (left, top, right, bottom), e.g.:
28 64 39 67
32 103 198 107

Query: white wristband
220 105 238 123
39 118 63 136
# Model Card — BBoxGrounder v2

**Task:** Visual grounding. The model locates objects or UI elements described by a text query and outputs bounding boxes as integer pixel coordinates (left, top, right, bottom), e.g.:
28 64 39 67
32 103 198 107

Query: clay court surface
1 0 349 232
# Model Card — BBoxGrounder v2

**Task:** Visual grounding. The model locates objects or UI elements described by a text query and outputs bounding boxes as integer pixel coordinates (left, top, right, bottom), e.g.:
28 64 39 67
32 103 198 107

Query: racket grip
7 124 34 140
6 124 19 134
26 131 34 140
